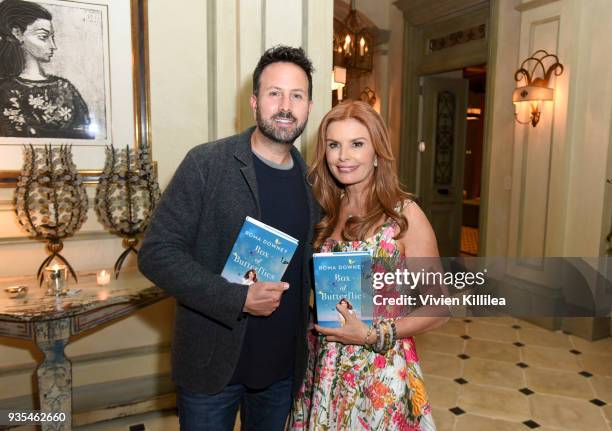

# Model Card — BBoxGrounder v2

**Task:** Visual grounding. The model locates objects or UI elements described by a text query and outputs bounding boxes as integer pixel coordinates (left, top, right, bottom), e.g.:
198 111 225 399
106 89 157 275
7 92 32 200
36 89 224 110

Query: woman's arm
394 201 449 337
316 201 449 345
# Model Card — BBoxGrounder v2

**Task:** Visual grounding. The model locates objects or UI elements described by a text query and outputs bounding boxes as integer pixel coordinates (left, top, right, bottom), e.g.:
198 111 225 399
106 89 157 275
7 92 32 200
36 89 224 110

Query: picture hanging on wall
0 0 151 186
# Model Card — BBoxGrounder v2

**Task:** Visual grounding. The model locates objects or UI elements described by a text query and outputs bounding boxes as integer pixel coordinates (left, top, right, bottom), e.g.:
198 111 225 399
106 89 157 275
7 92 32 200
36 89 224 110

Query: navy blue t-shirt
229 152 309 388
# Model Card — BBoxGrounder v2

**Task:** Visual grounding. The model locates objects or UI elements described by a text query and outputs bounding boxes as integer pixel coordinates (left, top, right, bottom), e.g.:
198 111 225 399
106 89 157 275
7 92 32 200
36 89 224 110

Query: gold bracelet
383 320 391 351
364 325 375 346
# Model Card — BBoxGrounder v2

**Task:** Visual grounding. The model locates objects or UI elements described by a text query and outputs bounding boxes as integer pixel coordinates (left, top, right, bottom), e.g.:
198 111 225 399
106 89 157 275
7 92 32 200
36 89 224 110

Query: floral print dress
0 76 93 139
291 214 436 431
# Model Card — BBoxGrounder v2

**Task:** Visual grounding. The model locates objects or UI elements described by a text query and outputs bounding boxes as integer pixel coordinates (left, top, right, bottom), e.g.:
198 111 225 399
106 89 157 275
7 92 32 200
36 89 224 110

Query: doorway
397 3 489 257
416 66 486 257
461 65 486 256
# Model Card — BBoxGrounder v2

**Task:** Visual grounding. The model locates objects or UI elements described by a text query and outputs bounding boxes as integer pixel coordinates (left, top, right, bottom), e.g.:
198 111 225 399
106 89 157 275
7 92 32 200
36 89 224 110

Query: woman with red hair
291 101 447 430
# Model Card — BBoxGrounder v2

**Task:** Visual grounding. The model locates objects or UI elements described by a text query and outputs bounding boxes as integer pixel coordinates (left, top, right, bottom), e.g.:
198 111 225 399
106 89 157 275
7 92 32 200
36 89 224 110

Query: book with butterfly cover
221 216 299 285
313 251 373 328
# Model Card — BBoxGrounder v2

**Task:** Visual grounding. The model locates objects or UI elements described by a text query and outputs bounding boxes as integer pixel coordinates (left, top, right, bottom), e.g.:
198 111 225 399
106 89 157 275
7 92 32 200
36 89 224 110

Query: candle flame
97 269 111 286
344 34 351 52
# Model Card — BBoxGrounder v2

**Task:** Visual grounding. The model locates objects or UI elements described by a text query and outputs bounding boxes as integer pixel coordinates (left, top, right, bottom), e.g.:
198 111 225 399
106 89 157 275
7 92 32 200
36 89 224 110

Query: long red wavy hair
309 100 412 250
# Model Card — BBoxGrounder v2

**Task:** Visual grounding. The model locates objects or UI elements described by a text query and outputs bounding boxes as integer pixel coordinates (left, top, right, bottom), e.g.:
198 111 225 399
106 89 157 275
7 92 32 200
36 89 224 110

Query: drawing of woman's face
14 18 57 63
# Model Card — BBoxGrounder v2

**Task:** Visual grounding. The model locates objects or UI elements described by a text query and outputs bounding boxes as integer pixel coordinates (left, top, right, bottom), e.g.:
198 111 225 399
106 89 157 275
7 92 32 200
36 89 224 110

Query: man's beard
256 105 308 144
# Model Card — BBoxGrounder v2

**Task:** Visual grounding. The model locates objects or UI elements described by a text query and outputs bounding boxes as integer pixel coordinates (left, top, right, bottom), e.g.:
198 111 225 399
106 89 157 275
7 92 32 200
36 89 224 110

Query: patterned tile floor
416 317 612 431
76 318 612 431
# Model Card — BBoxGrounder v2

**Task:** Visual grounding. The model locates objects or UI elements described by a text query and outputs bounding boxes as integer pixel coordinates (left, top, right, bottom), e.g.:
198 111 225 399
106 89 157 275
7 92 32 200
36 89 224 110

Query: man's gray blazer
138 126 319 395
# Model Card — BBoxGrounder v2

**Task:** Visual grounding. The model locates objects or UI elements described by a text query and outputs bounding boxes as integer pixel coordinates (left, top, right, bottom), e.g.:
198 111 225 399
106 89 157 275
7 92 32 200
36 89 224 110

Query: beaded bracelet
389 320 397 347
382 320 393 353
376 321 386 352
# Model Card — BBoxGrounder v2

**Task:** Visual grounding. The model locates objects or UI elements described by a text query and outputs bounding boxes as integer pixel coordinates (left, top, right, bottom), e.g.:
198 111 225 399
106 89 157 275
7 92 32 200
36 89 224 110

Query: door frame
420 76 470 256
398 4 490 255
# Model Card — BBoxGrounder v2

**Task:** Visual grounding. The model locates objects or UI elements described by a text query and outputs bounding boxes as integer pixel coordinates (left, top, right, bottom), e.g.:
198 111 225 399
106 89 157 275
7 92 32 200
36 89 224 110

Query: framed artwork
0 0 151 186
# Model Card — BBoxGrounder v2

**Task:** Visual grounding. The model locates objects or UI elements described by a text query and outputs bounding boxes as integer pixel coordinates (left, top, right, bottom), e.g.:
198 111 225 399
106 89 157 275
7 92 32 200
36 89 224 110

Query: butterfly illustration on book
281 257 290 265
348 259 356 265
275 239 282 246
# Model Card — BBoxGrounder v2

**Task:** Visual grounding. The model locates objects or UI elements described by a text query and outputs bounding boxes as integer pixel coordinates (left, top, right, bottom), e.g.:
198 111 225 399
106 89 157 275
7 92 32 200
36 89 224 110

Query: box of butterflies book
313 251 373 328
221 216 299 285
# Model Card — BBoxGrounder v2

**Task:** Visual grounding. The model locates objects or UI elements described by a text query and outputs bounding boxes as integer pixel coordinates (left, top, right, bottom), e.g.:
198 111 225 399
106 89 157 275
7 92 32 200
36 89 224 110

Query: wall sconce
332 66 347 101
513 49 564 127
360 87 377 107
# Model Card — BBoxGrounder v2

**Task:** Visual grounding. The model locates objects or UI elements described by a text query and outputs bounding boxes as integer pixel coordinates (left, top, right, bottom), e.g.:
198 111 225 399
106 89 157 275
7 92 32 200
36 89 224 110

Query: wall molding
0 199 14 212
0 343 170 377
515 0 559 12
1 198 112 242
0 230 116 245
206 0 217 141
0 373 176 428
394 0 488 28
1 197 98 212
514 15 560 258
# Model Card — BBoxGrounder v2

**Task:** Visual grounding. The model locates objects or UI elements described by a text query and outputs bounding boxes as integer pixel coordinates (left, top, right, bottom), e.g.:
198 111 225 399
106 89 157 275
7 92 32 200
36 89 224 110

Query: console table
0 270 166 431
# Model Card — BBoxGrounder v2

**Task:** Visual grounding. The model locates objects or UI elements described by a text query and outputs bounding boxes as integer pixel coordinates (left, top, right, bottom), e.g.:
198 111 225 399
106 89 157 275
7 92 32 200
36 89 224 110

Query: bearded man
139 46 319 431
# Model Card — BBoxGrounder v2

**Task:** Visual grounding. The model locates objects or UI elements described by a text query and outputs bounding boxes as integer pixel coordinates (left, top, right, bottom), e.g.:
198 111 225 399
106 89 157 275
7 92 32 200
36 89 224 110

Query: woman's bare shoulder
398 200 439 257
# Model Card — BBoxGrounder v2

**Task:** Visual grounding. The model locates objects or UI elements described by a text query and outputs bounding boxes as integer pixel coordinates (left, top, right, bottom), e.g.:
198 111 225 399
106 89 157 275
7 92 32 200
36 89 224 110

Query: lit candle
359 37 365 57
97 270 111 286
44 264 68 296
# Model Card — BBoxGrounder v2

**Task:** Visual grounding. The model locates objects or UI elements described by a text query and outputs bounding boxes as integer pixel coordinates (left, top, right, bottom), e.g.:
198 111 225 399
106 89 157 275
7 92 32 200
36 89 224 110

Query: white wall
483 0 612 257
479 0 521 257
386 7 405 163
560 0 612 256
0 0 332 413
339 0 405 161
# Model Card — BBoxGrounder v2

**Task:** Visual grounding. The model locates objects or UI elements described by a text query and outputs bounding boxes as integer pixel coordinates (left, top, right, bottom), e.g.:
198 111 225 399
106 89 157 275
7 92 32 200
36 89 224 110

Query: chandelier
333 0 373 72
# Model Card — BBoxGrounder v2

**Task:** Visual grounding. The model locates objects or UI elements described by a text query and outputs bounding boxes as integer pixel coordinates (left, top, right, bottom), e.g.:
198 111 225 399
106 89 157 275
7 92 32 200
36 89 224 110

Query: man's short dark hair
253 45 314 100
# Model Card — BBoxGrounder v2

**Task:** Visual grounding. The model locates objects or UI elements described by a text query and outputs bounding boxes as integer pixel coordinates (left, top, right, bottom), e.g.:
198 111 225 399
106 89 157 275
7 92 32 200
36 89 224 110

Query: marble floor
417 317 612 431
76 317 612 431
